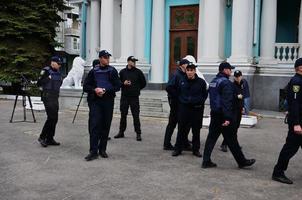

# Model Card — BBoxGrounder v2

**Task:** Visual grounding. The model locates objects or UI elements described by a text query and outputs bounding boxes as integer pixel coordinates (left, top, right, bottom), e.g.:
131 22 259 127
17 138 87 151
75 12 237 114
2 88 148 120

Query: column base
258 57 278 65
227 56 253 64
197 57 224 63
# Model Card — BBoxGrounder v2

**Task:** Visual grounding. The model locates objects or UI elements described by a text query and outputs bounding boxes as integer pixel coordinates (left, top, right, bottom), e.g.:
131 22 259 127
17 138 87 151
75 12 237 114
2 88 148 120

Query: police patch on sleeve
40 70 45 75
293 85 300 93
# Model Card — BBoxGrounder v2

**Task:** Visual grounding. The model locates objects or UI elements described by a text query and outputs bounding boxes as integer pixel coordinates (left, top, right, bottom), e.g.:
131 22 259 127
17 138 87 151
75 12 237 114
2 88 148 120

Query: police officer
37 56 63 147
164 59 191 150
171 63 208 157
220 70 244 152
114 56 146 141
202 62 256 169
272 58 302 184
83 50 121 161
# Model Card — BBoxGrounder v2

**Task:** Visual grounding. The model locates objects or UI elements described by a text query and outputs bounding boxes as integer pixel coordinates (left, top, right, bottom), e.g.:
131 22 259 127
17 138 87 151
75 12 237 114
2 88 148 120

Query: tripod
10 92 36 123
72 91 85 123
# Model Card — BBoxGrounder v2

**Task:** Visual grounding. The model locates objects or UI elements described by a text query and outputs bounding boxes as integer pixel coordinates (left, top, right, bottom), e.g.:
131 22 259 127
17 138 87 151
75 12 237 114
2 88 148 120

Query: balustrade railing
275 43 300 63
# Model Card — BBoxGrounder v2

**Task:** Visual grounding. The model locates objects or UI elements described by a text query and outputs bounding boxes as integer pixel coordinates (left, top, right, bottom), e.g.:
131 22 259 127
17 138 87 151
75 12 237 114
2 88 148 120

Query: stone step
73 106 168 118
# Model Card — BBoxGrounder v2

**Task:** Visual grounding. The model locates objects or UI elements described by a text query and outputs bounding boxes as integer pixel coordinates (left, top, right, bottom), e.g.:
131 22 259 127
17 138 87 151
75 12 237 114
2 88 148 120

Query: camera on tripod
9 74 36 123
14 74 30 95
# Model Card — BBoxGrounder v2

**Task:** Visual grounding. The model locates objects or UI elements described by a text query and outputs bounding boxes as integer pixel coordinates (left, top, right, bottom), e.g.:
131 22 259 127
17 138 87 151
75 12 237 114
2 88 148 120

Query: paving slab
0 100 302 200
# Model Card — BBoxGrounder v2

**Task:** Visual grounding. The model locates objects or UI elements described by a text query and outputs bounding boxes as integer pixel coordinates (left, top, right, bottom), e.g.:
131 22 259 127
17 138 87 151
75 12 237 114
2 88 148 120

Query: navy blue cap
51 56 63 65
179 59 190 66
127 56 138 62
294 58 302 68
219 62 235 71
92 59 100 67
99 50 112 58
186 62 197 69
234 70 242 77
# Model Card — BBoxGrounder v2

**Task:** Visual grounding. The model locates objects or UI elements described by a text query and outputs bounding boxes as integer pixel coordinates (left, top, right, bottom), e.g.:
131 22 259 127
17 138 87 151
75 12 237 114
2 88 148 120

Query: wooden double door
169 5 199 75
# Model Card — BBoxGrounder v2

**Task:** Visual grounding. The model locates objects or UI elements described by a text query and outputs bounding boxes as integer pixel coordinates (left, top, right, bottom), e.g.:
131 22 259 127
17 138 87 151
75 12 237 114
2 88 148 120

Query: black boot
172 150 181 156
114 132 124 139
38 137 47 147
238 159 256 168
136 134 142 141
272 172 293 184
202 160 217 168
85 153 98 161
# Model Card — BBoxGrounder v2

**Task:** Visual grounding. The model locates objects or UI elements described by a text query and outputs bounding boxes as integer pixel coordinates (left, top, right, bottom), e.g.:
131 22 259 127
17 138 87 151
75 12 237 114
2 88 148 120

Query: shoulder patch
40 70 45 75
293 85 300 93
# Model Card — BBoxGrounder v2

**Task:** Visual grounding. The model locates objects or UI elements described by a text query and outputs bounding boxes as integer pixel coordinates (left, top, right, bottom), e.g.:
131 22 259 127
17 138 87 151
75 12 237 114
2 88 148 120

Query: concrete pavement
0 100 302 200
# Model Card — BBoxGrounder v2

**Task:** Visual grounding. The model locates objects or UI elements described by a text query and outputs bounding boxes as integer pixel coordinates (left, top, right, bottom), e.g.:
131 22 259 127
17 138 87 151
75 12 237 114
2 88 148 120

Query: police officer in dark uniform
202 62 256 169
83 50 121 161
171 63 208 157
37 56 63 147
272 58 302 184
220 70 244 152
164 59 191 150
114 56 146 141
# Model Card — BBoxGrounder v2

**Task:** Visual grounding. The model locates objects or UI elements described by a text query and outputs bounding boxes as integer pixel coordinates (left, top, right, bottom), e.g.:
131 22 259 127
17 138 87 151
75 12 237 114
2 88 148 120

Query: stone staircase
65 90 169 118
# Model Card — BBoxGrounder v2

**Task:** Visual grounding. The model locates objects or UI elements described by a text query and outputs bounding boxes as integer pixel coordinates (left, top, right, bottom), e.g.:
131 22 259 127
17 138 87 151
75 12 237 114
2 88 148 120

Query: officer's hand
294 125 302 135
95 88 103 96
222 120 230 126
100 88 106 94
124 80 131 86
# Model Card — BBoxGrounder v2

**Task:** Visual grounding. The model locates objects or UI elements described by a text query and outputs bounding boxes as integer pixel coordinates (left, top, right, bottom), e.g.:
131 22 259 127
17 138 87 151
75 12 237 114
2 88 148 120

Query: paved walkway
0 100 302 200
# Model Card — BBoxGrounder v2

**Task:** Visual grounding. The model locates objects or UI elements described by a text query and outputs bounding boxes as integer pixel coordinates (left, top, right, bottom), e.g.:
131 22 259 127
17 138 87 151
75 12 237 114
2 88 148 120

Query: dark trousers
174 104 204 152
88 98 114 154
203 112 246 165
164 98 178 146
119 96 141 134
273 126 302 175
222 109 242 146
40 95 59 141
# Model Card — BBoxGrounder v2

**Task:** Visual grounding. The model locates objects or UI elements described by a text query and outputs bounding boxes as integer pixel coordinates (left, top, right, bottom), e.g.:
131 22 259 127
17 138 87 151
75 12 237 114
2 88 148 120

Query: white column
89 0 100 61
199 0 225 63
228 0 254 63
100 0 114 57
197 0 204 62
86 4 91 62
119 0 136 62
259 0 277 63
135 0 146 62
150 0 165 83
299 0 302 57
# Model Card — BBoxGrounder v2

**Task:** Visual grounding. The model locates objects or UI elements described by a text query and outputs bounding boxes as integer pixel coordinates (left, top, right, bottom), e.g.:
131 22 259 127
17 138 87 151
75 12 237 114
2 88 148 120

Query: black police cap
127 56 139 62
219 62 235 71
179 59 190 66
186 62 197 69
99 50 112 58
294 58 302 68
51 56 63 65
234 70 242 77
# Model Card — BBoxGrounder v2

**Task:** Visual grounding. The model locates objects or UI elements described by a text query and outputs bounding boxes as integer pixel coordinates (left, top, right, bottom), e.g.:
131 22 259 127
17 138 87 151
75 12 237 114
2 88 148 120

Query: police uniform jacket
287 73 302 126
242 79 250 98
177 74 208 106
166 67 186 99
37 66 62 96
233 80 244 110
119 65 146 97
213 72 237 122
83 65 121 101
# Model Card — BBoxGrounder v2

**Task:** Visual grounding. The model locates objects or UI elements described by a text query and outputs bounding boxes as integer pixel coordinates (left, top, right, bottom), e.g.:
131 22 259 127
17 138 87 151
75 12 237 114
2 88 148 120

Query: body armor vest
93 67 113 91
42 67 62 93
209 76 228 112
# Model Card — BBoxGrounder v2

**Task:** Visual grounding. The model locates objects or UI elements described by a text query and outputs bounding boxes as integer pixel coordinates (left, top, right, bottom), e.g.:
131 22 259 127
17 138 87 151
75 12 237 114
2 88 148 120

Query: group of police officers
37 50 302 184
